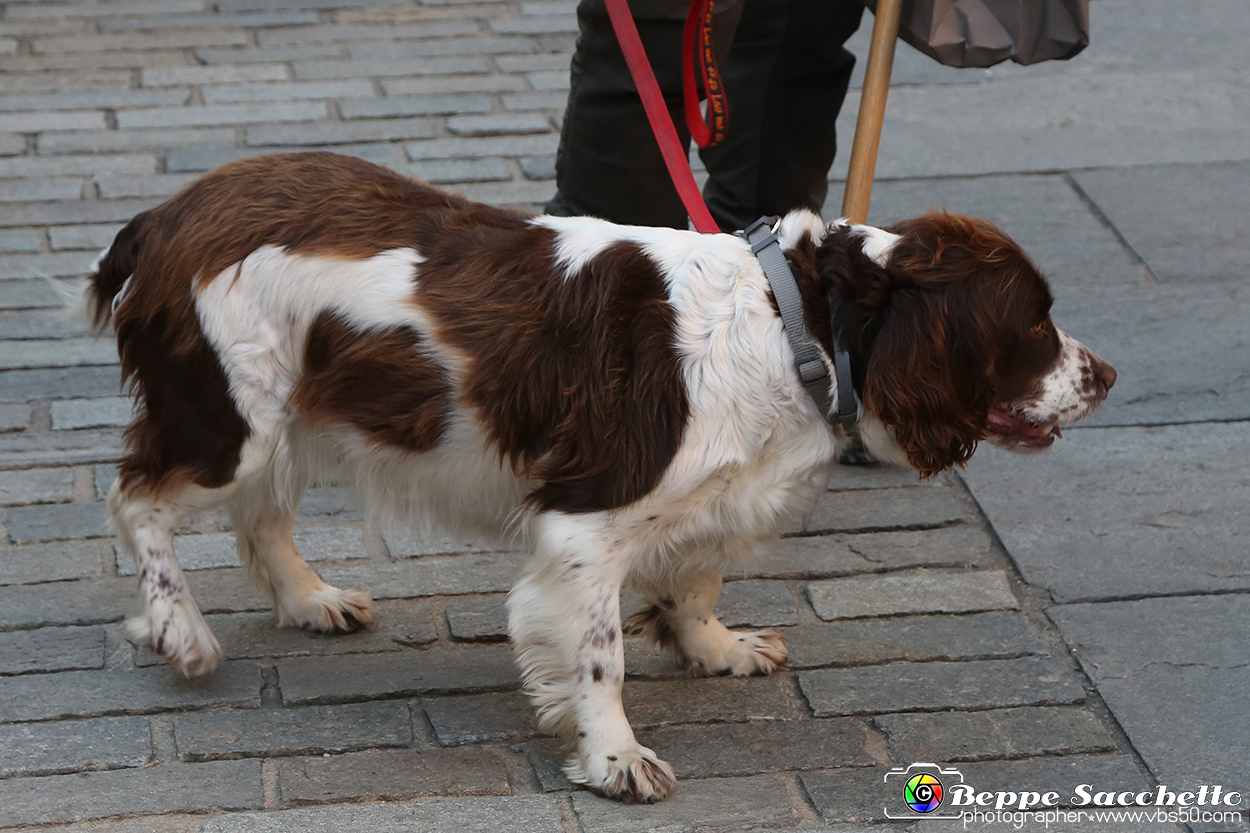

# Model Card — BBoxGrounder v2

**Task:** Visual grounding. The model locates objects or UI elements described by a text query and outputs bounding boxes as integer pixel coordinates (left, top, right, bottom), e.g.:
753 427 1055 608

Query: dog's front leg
508 513 675 803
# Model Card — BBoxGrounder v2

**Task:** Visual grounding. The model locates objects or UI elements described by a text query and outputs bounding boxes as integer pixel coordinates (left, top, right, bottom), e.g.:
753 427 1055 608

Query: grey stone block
525 70 569 91
503 93 566 114
0 662 262 723
260 21 479 45
175 701 411 760
0 197 156 228
1076 161 1249 285
0 337 116 369
963 423 1250 602
1052 594 1250 803
340 94 492 119
571 774 802 832
202 794 561 833
495 53 570 72
0 624 105 674
99 11 318 33
623 675 806 729
825 70 1250 182
0 135 24 156
0 279 62 311
0 89 187 112
802 755 1149 823
518 154 556 180
784 611 1047 669
146 62 290 87
0 364 122 404
0 177 84 203
0 228 41 253
348 36 533 60
94 463 115 500
0 402 30 431
749 525 995 580
245 118 433 147
785 485 969 535
276 644 518 704
277 746 513 804
0 466 74 505
118 102 327 130
0 576 132 629
489 15 578 35
0 309 91 339
51 396 132 430
202 79 375 104
318 551 526 599
457 179 557 207
4 501 109 544
445 595 508 642
0 110 105 132
196 45 346 64
3 150 153 178
38 127 238 155
636 718 874 779
382 74 529 96
0 759 262 827
95 174 200 199
294 56 489 81
406 133 560 161
875 706 1116 763
425 690 537 746
446 113 551 136
0 715 151 778
295 486 364 520
799 657 1084 717
0 426 123 469
807 570 1018 621
714 579 798 627
49 224 125 251
407 157 511 184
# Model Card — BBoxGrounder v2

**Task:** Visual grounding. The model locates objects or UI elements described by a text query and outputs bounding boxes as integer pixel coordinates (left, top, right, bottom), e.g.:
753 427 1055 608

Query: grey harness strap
740 217 860 434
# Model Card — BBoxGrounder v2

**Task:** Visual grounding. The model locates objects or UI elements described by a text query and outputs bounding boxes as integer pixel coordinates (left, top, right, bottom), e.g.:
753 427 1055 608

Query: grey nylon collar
739 216 860 434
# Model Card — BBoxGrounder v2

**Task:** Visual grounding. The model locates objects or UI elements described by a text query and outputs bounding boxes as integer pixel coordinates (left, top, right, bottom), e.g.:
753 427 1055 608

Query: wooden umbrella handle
841 0 905 224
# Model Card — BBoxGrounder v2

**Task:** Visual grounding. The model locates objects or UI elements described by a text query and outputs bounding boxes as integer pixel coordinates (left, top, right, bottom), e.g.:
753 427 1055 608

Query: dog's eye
1031 320 1049 335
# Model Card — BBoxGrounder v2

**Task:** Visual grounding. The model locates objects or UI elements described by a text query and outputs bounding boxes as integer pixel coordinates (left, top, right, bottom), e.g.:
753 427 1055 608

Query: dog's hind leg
625 569 787 677
228 487 374 633
110 481 228 677
508 512 675 803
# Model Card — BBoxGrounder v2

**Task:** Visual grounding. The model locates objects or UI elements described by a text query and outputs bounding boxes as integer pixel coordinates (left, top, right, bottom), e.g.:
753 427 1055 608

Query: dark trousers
545 0 865 232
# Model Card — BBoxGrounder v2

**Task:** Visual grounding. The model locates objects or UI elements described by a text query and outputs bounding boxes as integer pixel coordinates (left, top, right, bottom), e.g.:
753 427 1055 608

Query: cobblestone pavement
1 0 1248 831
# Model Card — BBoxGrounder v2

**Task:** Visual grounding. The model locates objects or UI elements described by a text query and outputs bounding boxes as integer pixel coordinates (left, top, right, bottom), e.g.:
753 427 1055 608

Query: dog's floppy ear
862 281 994 476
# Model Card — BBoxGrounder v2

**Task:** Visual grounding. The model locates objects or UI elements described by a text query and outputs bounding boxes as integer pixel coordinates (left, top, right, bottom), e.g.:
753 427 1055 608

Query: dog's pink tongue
987 408 1057 444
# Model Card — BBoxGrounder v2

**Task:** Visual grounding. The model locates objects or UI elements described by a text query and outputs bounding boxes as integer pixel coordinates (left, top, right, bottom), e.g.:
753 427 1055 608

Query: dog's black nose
1091 354 1117 394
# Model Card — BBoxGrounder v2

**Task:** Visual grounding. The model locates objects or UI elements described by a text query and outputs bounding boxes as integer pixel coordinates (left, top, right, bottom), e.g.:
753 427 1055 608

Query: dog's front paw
278 584 375 633
566 744 676 803
128 602 223 677
702 629 788 677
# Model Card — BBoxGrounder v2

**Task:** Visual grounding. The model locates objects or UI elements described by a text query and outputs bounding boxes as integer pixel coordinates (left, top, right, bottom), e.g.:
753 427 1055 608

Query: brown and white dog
86 152 1114 803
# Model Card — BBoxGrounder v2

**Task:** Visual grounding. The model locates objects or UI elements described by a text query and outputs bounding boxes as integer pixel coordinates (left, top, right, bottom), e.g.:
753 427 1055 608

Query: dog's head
817 211 1115 476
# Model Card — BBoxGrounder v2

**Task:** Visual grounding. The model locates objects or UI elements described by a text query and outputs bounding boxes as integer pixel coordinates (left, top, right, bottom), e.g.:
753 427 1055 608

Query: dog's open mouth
986 407 1062 449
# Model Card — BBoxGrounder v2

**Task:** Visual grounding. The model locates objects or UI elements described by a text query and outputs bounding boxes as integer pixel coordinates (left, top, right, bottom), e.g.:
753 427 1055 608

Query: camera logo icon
884 763 965 820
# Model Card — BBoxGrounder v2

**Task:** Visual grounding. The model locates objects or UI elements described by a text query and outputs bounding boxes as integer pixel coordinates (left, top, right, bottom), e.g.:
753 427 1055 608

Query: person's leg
545 0 741 228
701 0 865 232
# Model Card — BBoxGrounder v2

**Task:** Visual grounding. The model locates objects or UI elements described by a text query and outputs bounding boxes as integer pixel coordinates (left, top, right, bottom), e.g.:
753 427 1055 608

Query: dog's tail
79 210 149 335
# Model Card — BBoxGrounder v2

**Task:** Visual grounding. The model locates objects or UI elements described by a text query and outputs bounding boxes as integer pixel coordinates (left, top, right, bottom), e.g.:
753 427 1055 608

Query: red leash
602 0 723 233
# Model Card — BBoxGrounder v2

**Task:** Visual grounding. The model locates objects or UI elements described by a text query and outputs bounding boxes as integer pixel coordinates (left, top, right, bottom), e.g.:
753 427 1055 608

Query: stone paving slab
0 759 263 828
874 706 1116 764
0 714 152 778
0 662 262 723
963 423 1250 602
806 570 1018 620
175 701 414 760
1051 595 1250 815
572 774 805 833
800 657 1085 717
276 746 514 805
201 794 563 833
